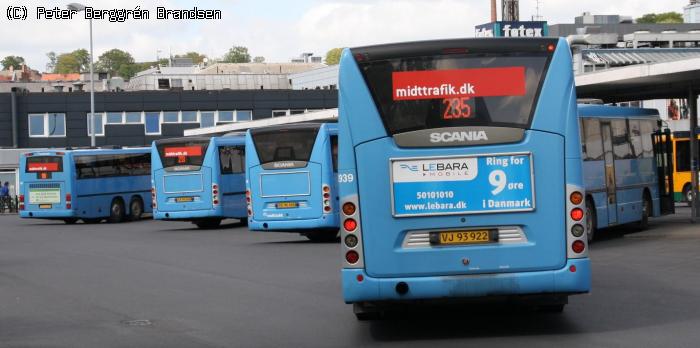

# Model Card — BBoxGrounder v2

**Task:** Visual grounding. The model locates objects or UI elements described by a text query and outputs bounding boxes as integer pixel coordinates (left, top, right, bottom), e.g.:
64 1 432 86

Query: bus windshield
156 140 210 170
251 128 319 164
26 156 63 173
358 54 550 135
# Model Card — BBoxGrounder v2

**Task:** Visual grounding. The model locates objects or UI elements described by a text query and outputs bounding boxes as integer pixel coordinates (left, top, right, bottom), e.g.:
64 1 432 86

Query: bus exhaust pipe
395 282 409 295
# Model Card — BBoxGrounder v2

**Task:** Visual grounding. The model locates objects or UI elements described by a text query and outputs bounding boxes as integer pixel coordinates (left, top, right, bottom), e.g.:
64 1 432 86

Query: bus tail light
65 193 72 209
566 185 588 259
19 194 25 210
151 187 157 209
341 195 363 268
322 184 332 213
246 189 252 216
212 183 219 206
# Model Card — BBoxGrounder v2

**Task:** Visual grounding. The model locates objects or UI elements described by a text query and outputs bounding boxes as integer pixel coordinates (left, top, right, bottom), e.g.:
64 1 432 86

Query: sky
0 0 692 72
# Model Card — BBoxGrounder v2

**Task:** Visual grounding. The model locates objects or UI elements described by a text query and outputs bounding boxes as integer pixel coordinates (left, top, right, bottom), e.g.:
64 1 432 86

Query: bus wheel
585 199 596 243
108 199 125 223
195 219 222 229
63 218 78 224
305 230 340 243
638 193 651 230
684 184 692 207
128 198 144 221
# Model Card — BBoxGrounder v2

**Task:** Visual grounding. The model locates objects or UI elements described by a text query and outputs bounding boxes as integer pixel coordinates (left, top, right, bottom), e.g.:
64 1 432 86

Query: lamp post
67 3 95 147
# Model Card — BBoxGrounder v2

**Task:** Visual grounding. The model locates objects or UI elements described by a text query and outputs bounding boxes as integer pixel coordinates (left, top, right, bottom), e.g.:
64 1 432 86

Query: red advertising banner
27 162 59 172
392 66 526 101
164 146 203 157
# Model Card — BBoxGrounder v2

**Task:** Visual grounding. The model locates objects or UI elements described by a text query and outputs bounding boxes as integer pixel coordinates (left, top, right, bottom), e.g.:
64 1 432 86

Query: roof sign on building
475 21 548 38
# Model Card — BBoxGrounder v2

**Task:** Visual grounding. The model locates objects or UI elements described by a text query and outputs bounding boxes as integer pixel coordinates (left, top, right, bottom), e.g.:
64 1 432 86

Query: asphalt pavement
1 207 700 347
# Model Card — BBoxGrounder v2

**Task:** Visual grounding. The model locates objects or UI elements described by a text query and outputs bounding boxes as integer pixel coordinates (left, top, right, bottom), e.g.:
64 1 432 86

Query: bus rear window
357 54 550 135
156 141 209 170
251 128 319 164
26 156 63 173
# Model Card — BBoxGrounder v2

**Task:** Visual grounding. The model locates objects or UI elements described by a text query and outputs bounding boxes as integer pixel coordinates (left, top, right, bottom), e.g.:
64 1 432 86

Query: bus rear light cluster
19 194 25 210
566 187 588 258
322 184 332 213
246 189 252 216
65 193 72 210
151 187 157 209
341 198 363 267
212 183 219 206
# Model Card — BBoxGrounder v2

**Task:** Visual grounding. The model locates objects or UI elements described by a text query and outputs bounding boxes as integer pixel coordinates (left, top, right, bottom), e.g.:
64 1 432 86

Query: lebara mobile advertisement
391 154 535 216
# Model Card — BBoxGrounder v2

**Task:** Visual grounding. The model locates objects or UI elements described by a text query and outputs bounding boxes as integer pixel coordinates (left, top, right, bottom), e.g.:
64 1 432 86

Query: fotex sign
475 21 548 38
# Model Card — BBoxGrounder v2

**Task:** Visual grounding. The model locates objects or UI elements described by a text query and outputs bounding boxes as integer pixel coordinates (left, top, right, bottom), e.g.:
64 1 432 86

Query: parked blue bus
19 147 152 224
579 105 668 241
338 38 590 319
151 134 248 229
245 123 340 242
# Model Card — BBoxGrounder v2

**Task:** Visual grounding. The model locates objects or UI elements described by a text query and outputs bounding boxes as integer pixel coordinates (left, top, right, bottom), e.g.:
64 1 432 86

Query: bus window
219 146 245 174
26 156 63 173
612 120 633 159
676 140 690 172
75 153 151 179
251 128 319 164
359 55 548 134
156 141 209 171
640 120 656 158
583 119 602 161
331 135 338 172
629 120 643 158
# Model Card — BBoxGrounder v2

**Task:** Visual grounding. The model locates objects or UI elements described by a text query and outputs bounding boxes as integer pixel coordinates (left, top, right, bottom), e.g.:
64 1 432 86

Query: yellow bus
672 131 700 205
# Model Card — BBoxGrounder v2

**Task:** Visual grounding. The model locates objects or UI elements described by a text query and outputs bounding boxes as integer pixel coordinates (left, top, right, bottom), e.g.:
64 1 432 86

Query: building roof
582 48 700 66
41 73 80 81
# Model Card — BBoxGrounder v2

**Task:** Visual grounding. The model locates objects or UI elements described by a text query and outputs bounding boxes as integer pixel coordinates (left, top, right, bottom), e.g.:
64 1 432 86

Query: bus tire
108 198 125 223
683 184 692 207
63 218 78 224
638 192 652 230
353 303 382 321
128 198 144 221
305 230 340 243
585 198 596 243
195 219 222 229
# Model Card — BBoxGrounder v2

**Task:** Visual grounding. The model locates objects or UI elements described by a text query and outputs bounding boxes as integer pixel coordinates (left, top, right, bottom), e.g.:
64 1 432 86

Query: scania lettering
338 38 590 320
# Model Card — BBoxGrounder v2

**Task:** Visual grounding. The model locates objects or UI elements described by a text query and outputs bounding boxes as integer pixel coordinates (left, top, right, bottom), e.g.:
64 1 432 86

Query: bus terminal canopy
575 57 700 102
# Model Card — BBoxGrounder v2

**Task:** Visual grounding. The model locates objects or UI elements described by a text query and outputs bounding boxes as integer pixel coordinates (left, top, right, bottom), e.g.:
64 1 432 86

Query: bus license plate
39 204 52 209
430 230 497 246
176 197 194 203
276 202 298 209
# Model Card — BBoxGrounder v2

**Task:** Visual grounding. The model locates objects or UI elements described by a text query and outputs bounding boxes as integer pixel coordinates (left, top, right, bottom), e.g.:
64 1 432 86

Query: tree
55 49 90 73
97 48 135 78
253 56 265 63
222 46 251 63
46 52 57 72
176 51 207 64
636 12 683 24
325 48 343 65
1 55 25 70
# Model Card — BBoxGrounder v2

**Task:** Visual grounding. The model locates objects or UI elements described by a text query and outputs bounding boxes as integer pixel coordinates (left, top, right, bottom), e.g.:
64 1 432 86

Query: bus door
653 129 675 215
601 122 618 224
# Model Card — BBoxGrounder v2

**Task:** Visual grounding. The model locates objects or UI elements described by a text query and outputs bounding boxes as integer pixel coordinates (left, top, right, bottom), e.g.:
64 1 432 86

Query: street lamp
67 2 96 147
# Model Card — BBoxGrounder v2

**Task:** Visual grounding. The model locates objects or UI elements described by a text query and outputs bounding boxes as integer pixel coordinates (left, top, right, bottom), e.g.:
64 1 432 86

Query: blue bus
338 38 590 319
19 148 152 224
152 134 248 229
245 123 340 242
579 105 670 241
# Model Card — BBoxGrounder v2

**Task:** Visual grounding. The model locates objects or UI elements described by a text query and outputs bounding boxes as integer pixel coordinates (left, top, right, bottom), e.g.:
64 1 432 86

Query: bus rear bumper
19 210 74 219
342 258 590 303
248 215 339 232
153 209 230 221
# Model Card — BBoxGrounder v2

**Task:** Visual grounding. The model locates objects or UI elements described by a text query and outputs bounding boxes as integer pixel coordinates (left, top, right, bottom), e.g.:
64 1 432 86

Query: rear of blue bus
245 124 339 233
338 38 590 314
19 151 75 221
152 138 223 222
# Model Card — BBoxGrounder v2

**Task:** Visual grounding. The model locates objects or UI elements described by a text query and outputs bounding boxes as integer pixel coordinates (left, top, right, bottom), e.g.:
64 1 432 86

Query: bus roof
577 104 660 118
248 122 337 135
153 136 212 145
25 147 150 156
